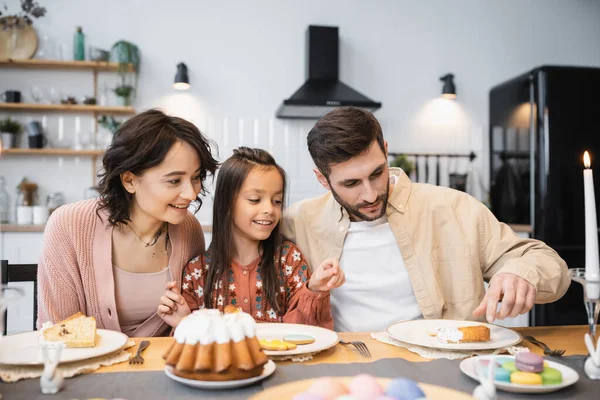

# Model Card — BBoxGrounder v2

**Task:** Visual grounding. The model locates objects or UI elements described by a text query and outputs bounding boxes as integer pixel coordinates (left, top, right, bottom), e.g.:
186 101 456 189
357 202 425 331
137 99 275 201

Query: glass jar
0 176 10 223
47 192 64 215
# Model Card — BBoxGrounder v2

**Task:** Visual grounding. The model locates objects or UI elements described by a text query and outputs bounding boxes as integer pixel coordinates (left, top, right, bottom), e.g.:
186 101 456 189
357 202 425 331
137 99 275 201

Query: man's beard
329 180 389 222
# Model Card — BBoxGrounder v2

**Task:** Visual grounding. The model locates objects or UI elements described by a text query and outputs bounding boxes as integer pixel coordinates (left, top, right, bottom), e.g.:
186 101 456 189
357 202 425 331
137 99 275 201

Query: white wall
2 0 600 212
2 0 600 331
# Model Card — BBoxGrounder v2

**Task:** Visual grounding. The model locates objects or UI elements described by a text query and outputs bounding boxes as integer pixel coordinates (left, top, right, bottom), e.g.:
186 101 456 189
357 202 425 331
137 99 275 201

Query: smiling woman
37 109 219 337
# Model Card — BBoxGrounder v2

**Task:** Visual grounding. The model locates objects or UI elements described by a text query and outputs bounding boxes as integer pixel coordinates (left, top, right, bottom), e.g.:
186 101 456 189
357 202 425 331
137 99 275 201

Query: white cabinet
1 232 43 334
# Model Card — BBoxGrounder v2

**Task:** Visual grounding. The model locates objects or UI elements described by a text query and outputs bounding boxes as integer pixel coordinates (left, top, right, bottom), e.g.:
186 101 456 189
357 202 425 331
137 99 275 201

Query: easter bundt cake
163 309 268 381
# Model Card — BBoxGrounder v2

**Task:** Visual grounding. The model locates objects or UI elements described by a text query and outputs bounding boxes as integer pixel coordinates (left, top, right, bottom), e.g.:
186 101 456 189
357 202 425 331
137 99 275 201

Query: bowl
89 47 109 62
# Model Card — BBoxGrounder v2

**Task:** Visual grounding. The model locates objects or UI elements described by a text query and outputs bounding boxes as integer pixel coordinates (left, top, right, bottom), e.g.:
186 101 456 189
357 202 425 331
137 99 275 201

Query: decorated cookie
282 334 316 345
259 339 297 351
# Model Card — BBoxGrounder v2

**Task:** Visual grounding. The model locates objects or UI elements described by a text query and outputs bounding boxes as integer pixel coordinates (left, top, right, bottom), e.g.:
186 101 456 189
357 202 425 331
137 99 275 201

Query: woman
37 109 218 337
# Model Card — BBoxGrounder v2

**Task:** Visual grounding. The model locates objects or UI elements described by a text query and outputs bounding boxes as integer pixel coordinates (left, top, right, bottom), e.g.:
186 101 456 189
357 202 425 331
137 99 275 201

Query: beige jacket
282 168 570 320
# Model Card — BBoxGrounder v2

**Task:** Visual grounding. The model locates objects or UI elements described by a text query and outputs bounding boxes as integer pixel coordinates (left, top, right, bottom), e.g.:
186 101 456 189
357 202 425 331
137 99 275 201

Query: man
282 107 570 332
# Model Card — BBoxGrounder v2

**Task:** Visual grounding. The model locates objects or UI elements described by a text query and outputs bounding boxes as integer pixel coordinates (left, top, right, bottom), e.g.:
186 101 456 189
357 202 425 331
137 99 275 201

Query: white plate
164 360 276 389
460 355 579 394
387 319 522 351
0 329 129 365
255 323 339 356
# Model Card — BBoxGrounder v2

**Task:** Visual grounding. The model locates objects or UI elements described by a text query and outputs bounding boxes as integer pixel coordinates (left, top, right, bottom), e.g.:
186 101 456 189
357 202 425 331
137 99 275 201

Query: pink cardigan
37 199 205 337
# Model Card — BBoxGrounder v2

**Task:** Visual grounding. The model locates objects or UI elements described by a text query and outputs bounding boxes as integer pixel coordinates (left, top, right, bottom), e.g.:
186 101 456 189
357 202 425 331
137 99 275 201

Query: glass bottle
0 176 9 223
73 26 85 61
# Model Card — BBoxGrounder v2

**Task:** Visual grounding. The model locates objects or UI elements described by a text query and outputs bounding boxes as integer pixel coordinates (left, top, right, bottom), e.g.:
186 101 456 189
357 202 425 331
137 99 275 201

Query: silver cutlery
339 339 372 359
524 335 565 357
129 340 150 364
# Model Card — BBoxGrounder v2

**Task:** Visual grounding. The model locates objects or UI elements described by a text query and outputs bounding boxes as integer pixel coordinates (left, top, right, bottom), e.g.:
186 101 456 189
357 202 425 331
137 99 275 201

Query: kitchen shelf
1 148 105 156
0 103 135 114
0 224 45 233
0 58 133 72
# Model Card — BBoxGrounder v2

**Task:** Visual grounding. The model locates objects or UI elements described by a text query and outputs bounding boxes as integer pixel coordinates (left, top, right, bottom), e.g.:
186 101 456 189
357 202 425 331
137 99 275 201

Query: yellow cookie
259 339 297 351
510 371 543 385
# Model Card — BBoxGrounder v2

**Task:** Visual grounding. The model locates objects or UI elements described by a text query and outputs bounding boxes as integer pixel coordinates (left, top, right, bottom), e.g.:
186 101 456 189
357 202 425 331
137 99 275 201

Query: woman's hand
157 281 191 327
307 258 346 292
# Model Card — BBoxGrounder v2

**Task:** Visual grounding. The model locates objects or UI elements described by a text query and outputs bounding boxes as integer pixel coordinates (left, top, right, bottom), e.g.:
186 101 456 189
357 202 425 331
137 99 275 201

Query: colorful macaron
510 371 543 385
540 367 563 385
515 353 544 373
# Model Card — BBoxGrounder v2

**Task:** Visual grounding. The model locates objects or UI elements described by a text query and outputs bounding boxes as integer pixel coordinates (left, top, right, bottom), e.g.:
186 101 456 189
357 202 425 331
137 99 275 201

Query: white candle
584 151 600 298
75 116 81 134
58 117 64 142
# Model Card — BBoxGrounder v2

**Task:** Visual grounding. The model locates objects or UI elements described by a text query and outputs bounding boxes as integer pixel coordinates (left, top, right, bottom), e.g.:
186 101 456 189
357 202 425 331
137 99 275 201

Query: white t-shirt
331 215 422 332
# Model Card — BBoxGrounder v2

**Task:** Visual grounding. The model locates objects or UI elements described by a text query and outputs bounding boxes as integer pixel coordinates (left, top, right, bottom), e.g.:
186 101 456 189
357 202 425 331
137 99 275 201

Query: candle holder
569 268 600 338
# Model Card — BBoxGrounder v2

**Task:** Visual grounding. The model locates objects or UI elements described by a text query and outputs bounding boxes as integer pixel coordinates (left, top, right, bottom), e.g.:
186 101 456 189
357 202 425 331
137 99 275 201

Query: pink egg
308 378 349 399
348 374 383 399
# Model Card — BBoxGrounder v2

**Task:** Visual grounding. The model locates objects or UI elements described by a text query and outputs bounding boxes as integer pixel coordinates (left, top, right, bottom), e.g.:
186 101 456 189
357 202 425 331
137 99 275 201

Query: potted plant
110 40 140 106
114 84 134 106
0 117 23 149
390 154 414 176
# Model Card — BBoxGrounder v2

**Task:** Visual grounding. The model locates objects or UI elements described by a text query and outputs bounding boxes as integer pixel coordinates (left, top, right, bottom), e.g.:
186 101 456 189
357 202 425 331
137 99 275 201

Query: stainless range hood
276 25 382 119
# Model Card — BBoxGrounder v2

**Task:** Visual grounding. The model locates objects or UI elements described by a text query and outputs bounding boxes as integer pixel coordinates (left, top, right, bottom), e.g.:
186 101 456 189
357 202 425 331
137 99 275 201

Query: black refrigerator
489 65 600 326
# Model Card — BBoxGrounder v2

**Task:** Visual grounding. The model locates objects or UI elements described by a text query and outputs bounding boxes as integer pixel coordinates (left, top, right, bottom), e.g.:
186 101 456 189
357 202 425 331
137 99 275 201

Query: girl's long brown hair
204 147 287 312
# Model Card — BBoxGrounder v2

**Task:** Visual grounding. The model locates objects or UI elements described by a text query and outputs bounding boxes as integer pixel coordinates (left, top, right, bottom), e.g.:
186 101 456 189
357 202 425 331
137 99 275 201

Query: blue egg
484 365 512 383
385 378 425 400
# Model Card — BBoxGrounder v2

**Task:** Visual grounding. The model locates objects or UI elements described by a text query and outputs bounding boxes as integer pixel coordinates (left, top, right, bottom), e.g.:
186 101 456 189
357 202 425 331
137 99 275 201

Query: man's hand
473 273 536 323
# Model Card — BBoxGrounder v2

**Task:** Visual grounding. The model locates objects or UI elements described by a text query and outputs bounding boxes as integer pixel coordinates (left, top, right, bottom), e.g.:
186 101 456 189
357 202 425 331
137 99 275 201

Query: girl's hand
157 281 191 327
308 258 346 292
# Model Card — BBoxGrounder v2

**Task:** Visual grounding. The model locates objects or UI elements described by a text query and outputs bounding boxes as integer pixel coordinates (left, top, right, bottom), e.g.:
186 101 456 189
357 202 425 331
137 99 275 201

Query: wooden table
98 325 592 373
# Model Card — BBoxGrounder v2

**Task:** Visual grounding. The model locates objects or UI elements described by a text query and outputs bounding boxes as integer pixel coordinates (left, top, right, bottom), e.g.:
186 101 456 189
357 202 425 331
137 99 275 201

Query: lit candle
583 151 600 298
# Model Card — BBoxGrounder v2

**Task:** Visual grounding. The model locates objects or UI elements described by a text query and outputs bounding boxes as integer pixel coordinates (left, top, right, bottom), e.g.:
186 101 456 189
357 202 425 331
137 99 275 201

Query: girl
38 109 218 337
157 147 344 329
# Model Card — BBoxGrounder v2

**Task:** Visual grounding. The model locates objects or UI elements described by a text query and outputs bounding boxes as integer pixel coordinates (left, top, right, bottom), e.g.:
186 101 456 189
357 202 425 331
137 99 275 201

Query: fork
339 340 372 359
129 340 150 364
524 335 566 357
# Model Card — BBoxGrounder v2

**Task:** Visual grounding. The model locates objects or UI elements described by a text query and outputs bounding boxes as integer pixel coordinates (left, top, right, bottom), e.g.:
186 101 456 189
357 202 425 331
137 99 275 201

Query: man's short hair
307 107 385 176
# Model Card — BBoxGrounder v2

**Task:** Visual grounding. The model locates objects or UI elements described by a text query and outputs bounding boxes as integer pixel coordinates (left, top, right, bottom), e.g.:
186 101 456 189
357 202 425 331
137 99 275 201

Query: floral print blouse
181 241 333 329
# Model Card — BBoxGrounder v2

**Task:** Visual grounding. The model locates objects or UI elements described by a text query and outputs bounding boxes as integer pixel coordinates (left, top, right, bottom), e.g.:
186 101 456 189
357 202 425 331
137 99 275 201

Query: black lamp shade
173 62 190 90
440 73 456 99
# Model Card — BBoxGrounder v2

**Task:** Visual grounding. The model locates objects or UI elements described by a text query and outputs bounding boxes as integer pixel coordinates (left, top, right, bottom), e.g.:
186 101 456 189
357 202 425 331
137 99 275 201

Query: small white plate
255 323 339 356
164 360 276 389
386 319 522 351
0 329 129 365
460 355 579 394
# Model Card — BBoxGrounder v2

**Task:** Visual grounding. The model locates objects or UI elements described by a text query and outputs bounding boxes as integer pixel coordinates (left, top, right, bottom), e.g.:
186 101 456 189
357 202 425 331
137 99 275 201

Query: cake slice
42 312 97 348
435 325 490 343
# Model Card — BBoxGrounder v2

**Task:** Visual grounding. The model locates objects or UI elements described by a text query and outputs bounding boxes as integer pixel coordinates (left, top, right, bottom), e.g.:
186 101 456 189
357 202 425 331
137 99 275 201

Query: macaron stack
486 354 562 385
292 375 428 400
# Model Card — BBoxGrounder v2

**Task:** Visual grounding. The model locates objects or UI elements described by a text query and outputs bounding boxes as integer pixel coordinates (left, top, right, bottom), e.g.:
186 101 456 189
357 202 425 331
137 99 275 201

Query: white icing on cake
435 326 464 343
174 309 257 345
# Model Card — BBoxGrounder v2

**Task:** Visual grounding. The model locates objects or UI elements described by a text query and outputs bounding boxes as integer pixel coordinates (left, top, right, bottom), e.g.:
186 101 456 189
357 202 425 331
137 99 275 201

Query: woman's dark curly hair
96 109 219 226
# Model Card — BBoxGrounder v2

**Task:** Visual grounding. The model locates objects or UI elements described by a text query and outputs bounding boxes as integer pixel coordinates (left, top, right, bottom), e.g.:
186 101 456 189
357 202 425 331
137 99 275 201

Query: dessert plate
165 360 276 389
0 329 129 365
255 323 339 356
460 355 579 393
386 319 522 351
